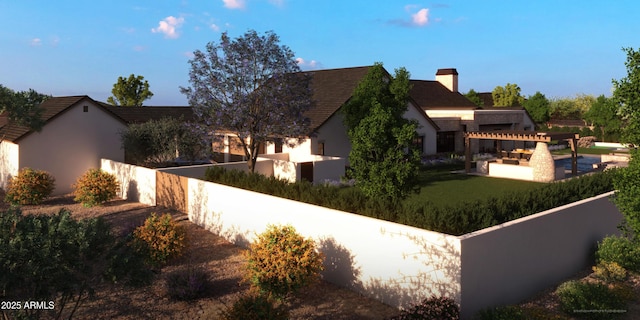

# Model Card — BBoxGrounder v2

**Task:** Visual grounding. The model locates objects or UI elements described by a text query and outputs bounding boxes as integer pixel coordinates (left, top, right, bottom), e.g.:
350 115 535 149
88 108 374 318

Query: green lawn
404 164 544 208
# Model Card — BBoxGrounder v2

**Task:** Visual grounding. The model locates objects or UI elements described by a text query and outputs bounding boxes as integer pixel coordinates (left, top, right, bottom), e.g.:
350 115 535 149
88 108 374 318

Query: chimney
435 68 458 92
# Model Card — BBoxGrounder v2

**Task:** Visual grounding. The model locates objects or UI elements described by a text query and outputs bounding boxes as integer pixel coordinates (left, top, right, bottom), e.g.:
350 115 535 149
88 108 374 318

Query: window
412 135 424 154
317 141 325 155
274 138 283 153
436 131 456 153
83 105 88 112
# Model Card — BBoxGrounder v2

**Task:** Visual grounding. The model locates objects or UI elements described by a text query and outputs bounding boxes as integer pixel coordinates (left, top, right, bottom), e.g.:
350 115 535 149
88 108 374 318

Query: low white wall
0 141 19 191
101 159 156 206
313 157 346 184
272 159 299 183
488 162 534 180
187 178 462 309
458 192 622 318
157 164 217 179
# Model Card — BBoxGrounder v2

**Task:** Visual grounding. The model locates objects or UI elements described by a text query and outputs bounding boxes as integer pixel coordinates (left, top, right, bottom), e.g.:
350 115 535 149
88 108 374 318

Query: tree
342 63 420 200
464 89 484 107
583 95 621 142
107 74 154 106
491 83 524 107
612 47 640 146
522 91 550 125
180 30 313 172
119 117 209 166
0 84 50 132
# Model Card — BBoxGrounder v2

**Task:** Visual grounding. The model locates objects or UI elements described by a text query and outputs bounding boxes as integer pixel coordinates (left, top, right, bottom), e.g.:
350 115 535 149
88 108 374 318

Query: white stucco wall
0 141 19 190
101 158 156 206
405 102 438 155
187 178 462 309
314 112 353 159
20 102 126 195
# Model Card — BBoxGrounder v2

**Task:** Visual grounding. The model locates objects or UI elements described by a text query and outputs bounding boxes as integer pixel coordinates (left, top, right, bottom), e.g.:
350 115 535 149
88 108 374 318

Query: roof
0 95 123 142
304 66 373 130
101 104 194 124
409 80 478 110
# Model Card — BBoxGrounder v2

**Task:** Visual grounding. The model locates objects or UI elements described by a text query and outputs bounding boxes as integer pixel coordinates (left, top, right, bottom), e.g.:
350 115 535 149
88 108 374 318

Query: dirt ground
3 194 400 320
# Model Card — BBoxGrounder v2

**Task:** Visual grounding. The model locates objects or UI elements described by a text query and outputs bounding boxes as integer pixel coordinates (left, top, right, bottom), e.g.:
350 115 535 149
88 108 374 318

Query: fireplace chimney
435 68 458 92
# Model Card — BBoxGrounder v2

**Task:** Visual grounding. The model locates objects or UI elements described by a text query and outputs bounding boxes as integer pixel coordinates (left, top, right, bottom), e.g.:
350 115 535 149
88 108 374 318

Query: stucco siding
404 103 438 155
0 141 19 190
19 102 126 195
314 112 352 159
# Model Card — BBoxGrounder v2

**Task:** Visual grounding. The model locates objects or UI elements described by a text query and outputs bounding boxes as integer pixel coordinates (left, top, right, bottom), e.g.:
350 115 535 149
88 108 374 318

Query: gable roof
304 66 372 131
409 80 478 110
0 95 128 143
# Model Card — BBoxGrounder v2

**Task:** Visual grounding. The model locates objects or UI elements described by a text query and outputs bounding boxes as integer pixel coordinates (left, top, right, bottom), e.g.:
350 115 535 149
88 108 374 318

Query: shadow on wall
188 180 250 247
127 180 139 202
319 231 461 310
156 171 188 213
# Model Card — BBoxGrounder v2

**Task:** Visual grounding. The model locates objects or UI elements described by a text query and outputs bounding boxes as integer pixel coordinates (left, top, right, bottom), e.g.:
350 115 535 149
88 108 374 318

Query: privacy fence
101 158 623 319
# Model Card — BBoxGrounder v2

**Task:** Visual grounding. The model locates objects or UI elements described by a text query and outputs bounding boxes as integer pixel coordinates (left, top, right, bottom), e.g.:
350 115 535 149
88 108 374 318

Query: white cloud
411 8 429 26
50 36 60 47
223 0 245 9
30 38 42 46
151 16 185 39
296 57 321 70
210 23 220 32
269 0 284 7
133 45 146 52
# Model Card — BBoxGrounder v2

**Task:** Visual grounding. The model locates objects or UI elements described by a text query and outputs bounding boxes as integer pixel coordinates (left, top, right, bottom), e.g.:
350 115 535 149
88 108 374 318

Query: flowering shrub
73 169 119 207
4 168 55 205
386 296 459 320
555 280 627 319
244 225 324 299
592 261 627 282
133 213 186 266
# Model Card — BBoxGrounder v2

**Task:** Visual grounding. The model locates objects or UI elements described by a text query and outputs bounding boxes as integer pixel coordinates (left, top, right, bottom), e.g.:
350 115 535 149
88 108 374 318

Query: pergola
464 130 579 176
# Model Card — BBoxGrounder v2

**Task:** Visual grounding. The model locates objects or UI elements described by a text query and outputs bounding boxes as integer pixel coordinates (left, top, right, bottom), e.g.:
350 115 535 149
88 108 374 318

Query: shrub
475 305 568 320
4 167 55 205
133 213 186 266
386 296 459 320
244 224 324 300
555 280 627 319
595 235 640 272
73 168 119 207
592 261 627 282
165 265 211 301
221 293 289 320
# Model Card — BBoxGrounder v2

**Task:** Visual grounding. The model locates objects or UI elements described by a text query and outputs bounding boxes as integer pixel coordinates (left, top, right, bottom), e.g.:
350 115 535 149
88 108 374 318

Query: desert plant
4 167 55 205
165 265 211 301
221 293 289 320
73 168 119 207
555 280 627 319
386 296 459 320
592 261 627 282
133 213 186 266
595 235 640 272
244 224 324 300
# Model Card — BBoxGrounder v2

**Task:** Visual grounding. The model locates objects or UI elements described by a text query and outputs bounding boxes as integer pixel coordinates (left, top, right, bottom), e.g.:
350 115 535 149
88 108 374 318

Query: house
411 68 536 154
0 96 128 195
0 96 194 195
255 66 440 160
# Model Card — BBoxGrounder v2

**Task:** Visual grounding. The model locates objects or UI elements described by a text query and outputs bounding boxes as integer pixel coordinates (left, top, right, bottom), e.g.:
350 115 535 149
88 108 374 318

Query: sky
1 1 639 106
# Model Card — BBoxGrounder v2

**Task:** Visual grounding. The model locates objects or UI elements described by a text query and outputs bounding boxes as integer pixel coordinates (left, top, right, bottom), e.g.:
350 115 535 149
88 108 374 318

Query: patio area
464 131 579 182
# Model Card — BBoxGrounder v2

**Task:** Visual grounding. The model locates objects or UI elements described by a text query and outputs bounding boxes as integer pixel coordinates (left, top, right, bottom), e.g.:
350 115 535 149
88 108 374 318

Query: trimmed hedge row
203 166 617 236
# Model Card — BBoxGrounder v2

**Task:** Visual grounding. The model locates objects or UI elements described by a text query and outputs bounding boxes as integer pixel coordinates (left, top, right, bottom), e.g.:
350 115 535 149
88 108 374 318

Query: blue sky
1 1 639 105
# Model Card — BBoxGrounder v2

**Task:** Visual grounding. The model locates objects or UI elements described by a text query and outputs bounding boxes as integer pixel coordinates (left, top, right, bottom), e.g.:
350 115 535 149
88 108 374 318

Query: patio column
569 135 578 176
465 136 471 173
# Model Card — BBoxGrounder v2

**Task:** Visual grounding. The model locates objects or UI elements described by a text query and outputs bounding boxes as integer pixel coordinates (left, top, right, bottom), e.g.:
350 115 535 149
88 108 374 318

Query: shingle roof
101 104 194 124
0 95 107 142
409 80 478 110
304 66 373 130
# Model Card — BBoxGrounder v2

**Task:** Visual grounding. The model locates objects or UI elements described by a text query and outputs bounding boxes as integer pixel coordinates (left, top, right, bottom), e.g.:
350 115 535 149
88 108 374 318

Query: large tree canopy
491 83 524 107
583 95 621 142
342 63 420 201
612 47 640 146
107 74 154 107
0 84 50 132
464 89 484 107
180 30 313 172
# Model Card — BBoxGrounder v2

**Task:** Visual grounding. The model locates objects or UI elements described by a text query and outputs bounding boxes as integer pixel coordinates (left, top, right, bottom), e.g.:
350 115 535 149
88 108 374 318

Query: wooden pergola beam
463 131 580 176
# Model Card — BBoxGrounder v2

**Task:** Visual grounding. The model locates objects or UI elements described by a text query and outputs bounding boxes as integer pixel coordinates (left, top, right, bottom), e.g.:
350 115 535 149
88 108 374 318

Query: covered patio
464 131 579 179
